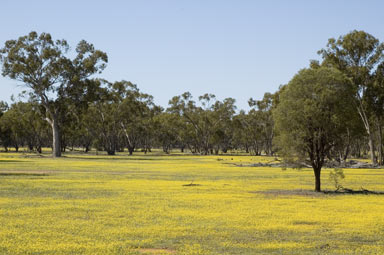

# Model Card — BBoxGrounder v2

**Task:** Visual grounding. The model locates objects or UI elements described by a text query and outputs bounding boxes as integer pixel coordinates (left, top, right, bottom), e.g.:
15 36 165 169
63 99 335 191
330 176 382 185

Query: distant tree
153 112 177 153
0 101 10 151
86 82 122 155
0 31 107 157
1 102 27 151
367 62 384 164
248 92 277 155
113 81 156 155
168 93 236 155
87 80 156 155
318 30 384 164
232 111 251 153
273 67 353 192
211 98 236 154
168 92 206 154
139 104 163 154
0 101 50 153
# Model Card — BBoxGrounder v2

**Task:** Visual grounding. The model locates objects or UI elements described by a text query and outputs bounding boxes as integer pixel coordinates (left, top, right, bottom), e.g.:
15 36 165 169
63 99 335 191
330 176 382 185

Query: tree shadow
323 188 384 195
0 172 48 176
0 160 25 163
252 188 384 197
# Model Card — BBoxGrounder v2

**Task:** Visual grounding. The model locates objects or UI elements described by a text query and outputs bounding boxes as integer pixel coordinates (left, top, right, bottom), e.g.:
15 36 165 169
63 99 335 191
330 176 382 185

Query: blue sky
0 0 383 110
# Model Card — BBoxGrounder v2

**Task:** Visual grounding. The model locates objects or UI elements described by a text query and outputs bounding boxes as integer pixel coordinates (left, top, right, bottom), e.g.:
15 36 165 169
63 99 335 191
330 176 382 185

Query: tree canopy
0 31 107 157
274 67 353 191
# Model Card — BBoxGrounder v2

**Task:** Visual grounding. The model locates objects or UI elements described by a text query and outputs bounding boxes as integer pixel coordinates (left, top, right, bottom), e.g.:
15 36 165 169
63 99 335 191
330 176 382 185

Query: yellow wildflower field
0 152 383 254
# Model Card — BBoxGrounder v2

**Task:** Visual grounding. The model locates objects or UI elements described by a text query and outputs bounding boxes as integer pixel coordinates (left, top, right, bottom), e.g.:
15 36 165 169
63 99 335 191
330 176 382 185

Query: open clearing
0 152 384 254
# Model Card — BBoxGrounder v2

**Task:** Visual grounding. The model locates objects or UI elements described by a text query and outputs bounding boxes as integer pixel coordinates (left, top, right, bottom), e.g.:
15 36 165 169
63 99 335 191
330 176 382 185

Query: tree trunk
357 104 376 164
107 150 115 155
368 131 376 164
377 121 383 165
314 167 321 192
128 146 134 155
51 117 61 158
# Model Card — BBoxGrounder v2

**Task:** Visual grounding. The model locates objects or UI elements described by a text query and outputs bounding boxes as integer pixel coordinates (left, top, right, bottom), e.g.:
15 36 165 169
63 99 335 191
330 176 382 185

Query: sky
0 0 383 111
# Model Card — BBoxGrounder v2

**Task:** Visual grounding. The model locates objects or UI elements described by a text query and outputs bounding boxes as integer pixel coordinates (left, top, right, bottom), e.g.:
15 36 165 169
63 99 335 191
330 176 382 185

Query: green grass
0 151 384 254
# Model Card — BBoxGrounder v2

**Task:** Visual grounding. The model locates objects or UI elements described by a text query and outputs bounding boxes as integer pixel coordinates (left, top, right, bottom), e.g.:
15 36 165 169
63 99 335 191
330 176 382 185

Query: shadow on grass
252 188 384 197
63 156 174 161
182 183 202 187
0 160 25 163
323 188 384 195
0 172 48 177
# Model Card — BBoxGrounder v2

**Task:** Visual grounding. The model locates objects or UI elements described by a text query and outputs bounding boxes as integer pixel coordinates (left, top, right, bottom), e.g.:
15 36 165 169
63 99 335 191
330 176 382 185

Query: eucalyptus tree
195 93 217 154
114 81 157 155
153 112 178 153
211 97 236 154
0 102 28 151
1 101 50 153
86 81 121 155
0 102 10 151
364 62 384 164
88 80 156 155
237 108 263 155
140 104 163 153
249 92 276 155
318 30 384 164
168 92 205 154
168 93 236 155
232 111 250 153
274 67 353 192
0 31 107 157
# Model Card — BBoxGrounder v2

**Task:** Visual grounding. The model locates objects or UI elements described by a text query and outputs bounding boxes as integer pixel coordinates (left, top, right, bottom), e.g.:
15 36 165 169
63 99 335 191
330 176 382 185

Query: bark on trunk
378 122 383 165
314 167 321 192
357 104 376 165
51 118 61 158
368 131 376 165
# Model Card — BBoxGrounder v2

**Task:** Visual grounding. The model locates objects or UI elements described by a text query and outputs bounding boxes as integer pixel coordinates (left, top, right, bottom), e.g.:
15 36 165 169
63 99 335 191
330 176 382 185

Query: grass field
0 151 384 254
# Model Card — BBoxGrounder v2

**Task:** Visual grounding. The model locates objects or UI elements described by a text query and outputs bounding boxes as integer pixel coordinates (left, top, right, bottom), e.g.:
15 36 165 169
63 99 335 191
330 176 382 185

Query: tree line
1 31 384 191
0 31 276 157
0 87 275 157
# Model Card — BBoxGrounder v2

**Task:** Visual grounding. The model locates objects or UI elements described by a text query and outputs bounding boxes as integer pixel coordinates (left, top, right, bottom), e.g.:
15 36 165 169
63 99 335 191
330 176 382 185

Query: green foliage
168 92 237 155
1 29 384 162
273 67 353 191
274 67 352 161
329 168 345 191
0 31 108 157
318 30 384 164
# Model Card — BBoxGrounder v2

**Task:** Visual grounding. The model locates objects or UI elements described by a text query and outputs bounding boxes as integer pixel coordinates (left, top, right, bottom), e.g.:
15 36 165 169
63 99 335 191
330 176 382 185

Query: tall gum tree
273 67 353 192
0 32 107 157
318 30 384 165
